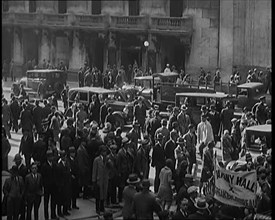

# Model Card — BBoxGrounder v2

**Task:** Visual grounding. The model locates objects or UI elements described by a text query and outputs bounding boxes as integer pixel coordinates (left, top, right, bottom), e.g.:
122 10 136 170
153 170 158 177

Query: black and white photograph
2 0 271 219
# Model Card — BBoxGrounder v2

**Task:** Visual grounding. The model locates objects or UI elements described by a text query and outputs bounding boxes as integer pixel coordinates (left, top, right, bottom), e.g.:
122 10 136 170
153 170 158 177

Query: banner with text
214 161 257 208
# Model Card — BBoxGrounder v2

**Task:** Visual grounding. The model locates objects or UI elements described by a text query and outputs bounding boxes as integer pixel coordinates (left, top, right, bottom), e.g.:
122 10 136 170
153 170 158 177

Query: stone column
13 27 24 77
40 29 51 64
69 30 86 71
50 31 56 67
219 0 234 80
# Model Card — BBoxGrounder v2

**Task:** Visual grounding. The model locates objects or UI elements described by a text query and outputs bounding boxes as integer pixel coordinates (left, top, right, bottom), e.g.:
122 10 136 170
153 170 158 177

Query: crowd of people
2 78 272 220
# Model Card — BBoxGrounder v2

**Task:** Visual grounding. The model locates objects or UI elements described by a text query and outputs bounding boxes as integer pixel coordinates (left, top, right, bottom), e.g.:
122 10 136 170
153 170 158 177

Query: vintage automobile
226 124 271 171
152 72 217 111
68 86 151 128
236 82 271 109
175 92 239 126
11 69 67 99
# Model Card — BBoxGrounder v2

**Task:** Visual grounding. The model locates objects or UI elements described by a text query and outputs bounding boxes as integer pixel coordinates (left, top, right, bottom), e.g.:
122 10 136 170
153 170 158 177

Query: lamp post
144 41 149 74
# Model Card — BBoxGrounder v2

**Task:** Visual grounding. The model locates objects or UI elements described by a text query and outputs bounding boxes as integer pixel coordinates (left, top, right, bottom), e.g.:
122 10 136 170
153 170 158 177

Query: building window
29 0 36 13
170 0 183 17
92 0 101 15
3 0 9 12
58 0 67 14
129 0 139 16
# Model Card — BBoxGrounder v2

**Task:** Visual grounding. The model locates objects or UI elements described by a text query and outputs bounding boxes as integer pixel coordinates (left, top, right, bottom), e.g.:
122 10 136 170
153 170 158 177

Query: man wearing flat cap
132 179 162 220
133 97 147 133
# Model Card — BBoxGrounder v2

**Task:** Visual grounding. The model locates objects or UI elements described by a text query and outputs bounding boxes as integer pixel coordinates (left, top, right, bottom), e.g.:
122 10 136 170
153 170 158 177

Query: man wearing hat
220 100 234 136
136 138 151 179
10 95 20 133
166 105 173 117
151 133 166 193
40 150 59 220
175 137 190 177
186 185 199 215
76 103 88 131
172 198 189 219
183 124 197 176
25 162 43 220
92 145 110 214
176 174 194 207
106 144 119 205
127 121 140 149
168 106 179 131
132 179 162 220
32 99 43 140
116 137 132 203
122 174 140 220
19 130 34 169
76 139 91 200
105 107 116 131
3 165 25 220
164 130 178 170
56 151 71 217
208 105 220 142
164 63 171 73
67 147 79 210
155 119 170 144
254 96 268 125
177 104 191 136
246 112 257 127
188 197 211 219
147 110 161 145
133 97 146 133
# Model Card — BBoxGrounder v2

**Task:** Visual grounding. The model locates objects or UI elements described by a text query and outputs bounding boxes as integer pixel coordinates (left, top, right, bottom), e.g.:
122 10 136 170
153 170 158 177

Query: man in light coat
197 114 214 159
92 145 110 214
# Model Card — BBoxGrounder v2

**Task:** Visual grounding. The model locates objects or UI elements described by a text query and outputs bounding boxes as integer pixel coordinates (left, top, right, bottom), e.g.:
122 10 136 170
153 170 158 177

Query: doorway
170 0 183 17
121 48 141 68
58 0 67 14
174 44 185 71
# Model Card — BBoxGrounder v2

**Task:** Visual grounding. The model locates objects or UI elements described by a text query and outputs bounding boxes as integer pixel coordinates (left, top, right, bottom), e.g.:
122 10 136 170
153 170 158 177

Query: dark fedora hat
141 179 151 188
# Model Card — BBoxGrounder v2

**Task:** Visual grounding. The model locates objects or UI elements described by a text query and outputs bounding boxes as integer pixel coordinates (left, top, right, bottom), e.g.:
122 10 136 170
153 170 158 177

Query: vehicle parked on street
175 92 239 126
235 82 271 109
68 87 151 128
11 69 67 99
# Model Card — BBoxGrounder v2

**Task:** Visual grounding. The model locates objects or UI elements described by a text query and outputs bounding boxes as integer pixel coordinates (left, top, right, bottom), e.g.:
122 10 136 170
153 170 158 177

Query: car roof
26 69 64 73
175 92 229 99
69 87 117 94
152 72 179 77
245 124 271 133
134 76 154 80
237 82 263 89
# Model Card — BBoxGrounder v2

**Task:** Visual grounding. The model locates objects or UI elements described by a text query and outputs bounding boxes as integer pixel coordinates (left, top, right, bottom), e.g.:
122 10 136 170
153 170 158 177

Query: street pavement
2 79 223 219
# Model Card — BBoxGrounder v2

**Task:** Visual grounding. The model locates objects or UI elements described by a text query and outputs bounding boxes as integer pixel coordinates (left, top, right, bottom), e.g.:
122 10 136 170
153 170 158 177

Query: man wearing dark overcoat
25 163 43 220
148 110 161 145
10 96 21 133
136 139 151 179
19 103 33 133
40 150 59 220
208 105 220 142
133 97 147 132
151 133 166 193
67 147 79 210
168 107 180 131
116 137 132 203
3 166 25 220
32 100 43 138
132 179 162 220
19 130 34 169
56 151 71 217
164 130 178 170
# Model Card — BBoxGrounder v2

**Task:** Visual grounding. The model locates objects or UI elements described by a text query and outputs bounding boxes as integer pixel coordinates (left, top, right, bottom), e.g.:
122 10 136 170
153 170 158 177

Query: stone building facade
2 0 271 81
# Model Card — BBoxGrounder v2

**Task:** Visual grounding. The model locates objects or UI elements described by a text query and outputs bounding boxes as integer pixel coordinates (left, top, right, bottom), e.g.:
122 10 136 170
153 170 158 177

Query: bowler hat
13 154 23 162
194 197 209 210
127 174 140 184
